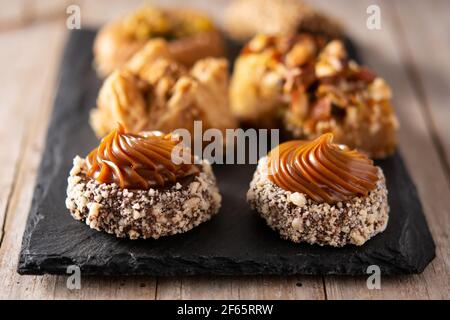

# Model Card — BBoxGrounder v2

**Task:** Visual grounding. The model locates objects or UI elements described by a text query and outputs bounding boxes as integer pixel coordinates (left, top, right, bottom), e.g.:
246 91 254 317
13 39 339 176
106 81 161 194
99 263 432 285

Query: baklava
230 34 398 158
94 5 224 76
91 39 237 145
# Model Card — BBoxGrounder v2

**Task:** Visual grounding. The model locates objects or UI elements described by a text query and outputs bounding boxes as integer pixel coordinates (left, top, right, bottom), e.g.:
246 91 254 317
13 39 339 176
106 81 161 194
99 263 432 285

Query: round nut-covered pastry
224 0 343 42
230 34 398 158
247 133 389 247
90 39 237 144
66 124 221 239
94 5 224 77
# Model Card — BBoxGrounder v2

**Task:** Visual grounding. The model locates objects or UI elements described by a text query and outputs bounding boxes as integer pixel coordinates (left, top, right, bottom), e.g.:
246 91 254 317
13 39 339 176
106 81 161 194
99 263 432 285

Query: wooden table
0 0 448 300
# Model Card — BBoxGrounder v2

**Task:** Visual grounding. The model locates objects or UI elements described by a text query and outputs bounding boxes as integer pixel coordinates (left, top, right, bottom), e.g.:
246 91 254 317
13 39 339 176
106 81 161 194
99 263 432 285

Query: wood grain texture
0 20 66 299
156 276 325 300
52 276 157 300
313 0 450 300
0 0 448 300
0 20 160 300
391 0 450 177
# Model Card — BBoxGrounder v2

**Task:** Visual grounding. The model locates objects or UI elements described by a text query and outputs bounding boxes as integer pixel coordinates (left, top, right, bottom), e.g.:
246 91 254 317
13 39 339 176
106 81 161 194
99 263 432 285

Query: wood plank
391 0 450 176
0 0 27 29
0 0 67 32
235 276 325 300
156 276 325 300
52 276 157 300
312 0 450 300
0 19 63 246
156 278 183 300
179 277 239 300
0 21 65 299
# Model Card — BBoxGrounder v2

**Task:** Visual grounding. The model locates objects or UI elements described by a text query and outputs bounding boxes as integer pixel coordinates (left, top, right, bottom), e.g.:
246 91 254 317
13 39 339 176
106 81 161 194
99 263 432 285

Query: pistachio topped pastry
230 33 398 158
66 124 221 239
94 5 224 76
248 133 389 247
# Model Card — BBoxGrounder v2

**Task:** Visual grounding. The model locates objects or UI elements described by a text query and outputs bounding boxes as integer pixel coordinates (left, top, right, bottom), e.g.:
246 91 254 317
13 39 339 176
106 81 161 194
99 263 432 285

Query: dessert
66 124 221 239
94 5 224 76
90 39 237 143
230 34 398 158
230 33 327 128
224 0 343 42
284 40 398 158
247 133 389 246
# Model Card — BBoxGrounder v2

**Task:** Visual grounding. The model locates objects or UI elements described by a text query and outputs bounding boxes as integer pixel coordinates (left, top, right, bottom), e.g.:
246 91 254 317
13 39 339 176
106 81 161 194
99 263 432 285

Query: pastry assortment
247 133 389 246
66 124 221 239
230 34 398 158
94 5 224 76
65 2 399 245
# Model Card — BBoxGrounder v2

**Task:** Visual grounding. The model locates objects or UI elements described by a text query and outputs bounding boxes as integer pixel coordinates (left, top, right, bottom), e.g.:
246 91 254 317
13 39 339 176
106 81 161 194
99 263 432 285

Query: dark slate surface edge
17 30 436 277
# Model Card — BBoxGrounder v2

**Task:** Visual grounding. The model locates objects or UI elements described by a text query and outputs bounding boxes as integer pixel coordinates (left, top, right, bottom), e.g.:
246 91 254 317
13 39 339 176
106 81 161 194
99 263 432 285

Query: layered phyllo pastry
94 5 224 76
90 39 237 144
66 124 221 239
230 34 398 158
247 133 389 247
224 0 343 42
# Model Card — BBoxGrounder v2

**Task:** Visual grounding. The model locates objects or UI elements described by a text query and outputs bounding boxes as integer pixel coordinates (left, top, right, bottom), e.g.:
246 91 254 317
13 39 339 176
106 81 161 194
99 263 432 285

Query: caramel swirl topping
267 133 378 203
86 124 199 189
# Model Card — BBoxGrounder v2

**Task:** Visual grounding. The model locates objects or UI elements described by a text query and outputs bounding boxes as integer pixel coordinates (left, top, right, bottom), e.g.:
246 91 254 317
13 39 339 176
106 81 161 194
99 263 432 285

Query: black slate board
18 30 435 276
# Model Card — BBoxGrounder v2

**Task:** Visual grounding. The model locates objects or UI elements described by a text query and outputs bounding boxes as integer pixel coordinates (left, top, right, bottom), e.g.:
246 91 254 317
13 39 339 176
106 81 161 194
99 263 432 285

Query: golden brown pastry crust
224 0 343 42
230 49 285 128
94 6 224 77
230 34 398 158
284 41 398 159
90 40 237 142
230 34 326 128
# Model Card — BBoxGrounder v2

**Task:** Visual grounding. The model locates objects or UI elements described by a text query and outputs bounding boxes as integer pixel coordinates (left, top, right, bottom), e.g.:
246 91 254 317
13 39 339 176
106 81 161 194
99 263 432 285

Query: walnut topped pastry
230 34 398 158
247 133 389 247
284 40 398 158
66 124 221 239
224 0 343 42
94 5 224 76
90 39 237 143
230 33 327 128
